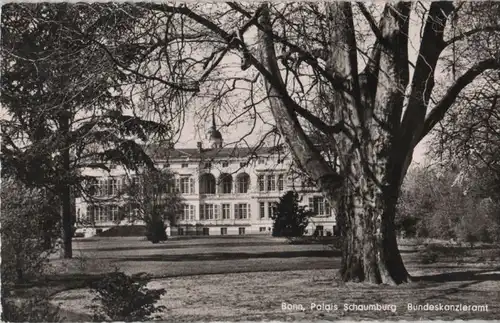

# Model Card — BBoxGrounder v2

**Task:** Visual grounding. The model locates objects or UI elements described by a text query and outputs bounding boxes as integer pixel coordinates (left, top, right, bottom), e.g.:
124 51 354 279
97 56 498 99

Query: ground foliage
88 271 166 321
0 178 60 283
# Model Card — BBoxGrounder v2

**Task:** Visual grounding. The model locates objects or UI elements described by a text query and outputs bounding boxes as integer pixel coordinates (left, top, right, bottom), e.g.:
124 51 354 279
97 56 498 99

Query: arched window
219 173 233 194
236 173 250 193
199 173 216 194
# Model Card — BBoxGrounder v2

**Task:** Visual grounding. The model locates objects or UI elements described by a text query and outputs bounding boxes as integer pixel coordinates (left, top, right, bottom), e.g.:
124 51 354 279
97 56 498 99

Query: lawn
40 237 500 321
47 236 339 278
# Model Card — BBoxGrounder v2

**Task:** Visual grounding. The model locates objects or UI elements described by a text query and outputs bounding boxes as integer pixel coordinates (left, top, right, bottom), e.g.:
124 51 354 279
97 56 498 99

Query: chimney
197 141 203 152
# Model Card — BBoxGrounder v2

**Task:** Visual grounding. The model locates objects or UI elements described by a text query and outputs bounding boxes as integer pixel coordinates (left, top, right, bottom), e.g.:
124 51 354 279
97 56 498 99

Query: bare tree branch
420 57 500 141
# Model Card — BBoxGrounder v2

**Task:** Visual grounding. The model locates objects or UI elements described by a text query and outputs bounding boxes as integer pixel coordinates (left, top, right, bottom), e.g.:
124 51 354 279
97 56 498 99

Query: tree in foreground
272 191 312 238
120 169 183 243
73 1 500 284
0 4 174 258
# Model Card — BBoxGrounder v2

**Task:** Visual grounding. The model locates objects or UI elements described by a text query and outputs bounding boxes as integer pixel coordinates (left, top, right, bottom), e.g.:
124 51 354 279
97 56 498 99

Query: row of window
199 203 250 220
90 172 290 197
258 197 331 218
199 173 250 194
83 195 330 224
177 157 285 170
177 227 249 236
92 178 121 197
179 203 251 221
257 174 285 192
85 204 121 223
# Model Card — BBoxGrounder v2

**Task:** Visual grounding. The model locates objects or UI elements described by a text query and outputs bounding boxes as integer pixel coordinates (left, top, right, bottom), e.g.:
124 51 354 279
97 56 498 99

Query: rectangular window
258 175 265 192
278 174 284 191
189 205 195 220
200 204 214 220
86 205 93 222
166 178 175 193
222 204 231 219
239 162 246 168
214 204 220 219
203 227 210 236
182 163 189 168
259 227 266 232
110 205 119 222
308 197 330 216
234 203 249 219
175 178 181 193
190 177 195 194
112 178 118 195
239 227 245 235
259 202 265 219
222 161 229 167
267 175 276 191
268 202 277 219
258 158 265 165
180 204 190 221
95 205 107 223
178 227 184 236
96 180 103 196
180 177 190 194
221 227 227 235
204 162 211 169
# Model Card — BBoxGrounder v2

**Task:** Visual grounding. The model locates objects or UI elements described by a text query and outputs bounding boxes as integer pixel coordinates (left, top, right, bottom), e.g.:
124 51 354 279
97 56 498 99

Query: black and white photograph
1 1 499 321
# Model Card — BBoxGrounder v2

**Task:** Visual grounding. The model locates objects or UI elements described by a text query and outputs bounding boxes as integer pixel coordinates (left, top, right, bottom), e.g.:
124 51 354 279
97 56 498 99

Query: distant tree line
396 165 500 245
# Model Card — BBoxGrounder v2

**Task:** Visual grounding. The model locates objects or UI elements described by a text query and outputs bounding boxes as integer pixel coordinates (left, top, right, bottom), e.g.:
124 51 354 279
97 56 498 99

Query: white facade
75 141 337 237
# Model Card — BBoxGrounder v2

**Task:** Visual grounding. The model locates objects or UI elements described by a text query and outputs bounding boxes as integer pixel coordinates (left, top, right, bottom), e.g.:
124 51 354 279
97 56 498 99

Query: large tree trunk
60 112 73 259
60 183 73 259
257 3 413 284
338 175 409 285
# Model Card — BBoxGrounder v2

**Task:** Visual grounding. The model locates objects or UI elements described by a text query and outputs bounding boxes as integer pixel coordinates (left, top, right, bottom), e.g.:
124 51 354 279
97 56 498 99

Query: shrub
145 219 168 244
1 292 62 322
272 191 313 238
89 271 166 321
1 179 60 284
419 245 440 264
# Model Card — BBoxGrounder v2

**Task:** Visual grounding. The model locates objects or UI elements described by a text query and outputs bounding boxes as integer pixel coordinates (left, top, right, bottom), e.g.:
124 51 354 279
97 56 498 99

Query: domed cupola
208 109 223 148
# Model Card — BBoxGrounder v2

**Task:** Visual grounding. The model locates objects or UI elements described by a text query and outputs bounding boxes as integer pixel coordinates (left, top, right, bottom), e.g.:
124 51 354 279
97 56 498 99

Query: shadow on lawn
104 250 341 262
413 267 500 283
83 241 287 252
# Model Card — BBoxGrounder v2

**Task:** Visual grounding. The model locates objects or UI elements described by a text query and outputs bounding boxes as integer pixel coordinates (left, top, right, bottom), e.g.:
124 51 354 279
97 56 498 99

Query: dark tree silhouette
272 191 313 237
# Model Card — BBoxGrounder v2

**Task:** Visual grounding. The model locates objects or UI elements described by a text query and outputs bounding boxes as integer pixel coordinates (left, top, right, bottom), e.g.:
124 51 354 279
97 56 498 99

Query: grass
46 236 338 278
53 267 500 321
11 236 500 321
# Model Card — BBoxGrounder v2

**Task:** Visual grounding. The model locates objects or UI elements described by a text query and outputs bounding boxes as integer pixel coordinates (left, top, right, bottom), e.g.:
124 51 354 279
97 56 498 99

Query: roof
144 144 286 161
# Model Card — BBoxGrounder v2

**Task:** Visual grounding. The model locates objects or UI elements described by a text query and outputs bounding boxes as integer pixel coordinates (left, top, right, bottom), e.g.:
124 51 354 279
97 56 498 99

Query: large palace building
75 116 337 237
